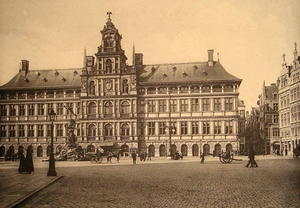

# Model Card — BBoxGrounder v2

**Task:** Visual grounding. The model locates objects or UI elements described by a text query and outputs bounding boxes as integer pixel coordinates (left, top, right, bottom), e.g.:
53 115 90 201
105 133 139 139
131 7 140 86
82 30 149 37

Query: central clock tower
79 12 140 152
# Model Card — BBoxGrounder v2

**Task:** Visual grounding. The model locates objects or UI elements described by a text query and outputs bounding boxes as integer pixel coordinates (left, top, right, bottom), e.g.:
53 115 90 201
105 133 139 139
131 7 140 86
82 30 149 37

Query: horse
106 151 120 163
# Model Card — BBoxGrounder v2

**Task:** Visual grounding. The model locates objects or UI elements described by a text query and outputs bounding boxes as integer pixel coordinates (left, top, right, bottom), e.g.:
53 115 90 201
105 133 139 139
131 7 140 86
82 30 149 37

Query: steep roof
139 61 242 85
0 68 81 90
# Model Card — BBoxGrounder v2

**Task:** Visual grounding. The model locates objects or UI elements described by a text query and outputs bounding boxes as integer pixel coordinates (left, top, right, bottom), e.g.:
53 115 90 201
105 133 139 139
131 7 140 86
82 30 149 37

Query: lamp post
47 108 57 176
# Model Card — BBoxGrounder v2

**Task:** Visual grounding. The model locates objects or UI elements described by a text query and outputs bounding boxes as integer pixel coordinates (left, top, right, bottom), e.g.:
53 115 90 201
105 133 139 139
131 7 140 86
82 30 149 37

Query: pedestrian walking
132 151 137 164
200 152 205 163
25 146 34 174
245 146 258 168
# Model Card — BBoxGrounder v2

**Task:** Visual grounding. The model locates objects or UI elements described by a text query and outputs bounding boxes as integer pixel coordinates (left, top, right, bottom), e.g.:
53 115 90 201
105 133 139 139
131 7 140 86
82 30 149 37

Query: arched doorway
192 144 199 156
214 144 221 156
203 144 210 155
171 144 177 156
37 145 43 157
226 143 233 152
159 144 166 157
121 144 129 156
87 144 95 153
148 144 155 157
0 145 5 157
272 141 280 155
181 144 188 156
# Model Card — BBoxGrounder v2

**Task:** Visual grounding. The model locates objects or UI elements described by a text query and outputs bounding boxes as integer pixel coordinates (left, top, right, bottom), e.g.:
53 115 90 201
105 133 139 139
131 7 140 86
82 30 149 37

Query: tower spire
132 44 135 66
83 47 86 68
107 12 112 22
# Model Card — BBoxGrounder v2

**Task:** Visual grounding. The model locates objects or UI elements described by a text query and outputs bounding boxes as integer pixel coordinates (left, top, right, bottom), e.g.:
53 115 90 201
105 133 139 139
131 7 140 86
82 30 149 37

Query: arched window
106 59 112 73
87 124 96 137
104 124 113 141
104 102 113 117
88 102 96 117
89 81 96 95
120 101 130 117
121 123 130 137
123 79 129 93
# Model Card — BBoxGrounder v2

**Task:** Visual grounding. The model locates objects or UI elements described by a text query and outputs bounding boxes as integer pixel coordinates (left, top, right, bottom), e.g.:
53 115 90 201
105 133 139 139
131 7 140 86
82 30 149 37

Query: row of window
0 124 66 138
291 104 300 122
141 98 234 113
0 121 236 138
0 90 80 100
138 85 235 95
0 103 80 117
290 85 300 102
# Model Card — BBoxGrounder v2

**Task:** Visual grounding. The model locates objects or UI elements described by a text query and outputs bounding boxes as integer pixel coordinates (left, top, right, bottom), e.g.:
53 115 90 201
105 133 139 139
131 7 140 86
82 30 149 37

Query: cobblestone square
18 157 300 208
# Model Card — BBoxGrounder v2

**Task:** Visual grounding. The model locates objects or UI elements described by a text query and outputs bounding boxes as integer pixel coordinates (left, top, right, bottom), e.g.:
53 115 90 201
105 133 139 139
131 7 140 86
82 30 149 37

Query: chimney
135 53 143 66
207 49 214 66
21 60 29 75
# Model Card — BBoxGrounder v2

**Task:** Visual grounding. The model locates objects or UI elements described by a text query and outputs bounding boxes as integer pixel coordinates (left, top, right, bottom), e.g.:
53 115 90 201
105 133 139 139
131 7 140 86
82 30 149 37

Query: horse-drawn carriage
216 151 242 163
87 149 120 164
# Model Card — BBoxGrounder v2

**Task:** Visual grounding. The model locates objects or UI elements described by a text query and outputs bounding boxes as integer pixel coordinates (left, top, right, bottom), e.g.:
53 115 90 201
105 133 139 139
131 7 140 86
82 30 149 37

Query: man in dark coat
132 151 137 164
245 146 258 168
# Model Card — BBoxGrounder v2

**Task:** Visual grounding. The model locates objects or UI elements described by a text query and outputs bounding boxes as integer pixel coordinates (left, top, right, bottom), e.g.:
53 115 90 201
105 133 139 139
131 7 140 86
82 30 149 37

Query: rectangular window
47 104 53 114
28 104 35 116
158 122 166 135
180 99 188 112
76 124 81 136
37 125 44 137
148 122 155 135
28 125 34 137
9 125 16 137
192 122 199 135
9 105 16 116
19 105 25 116
38 104 44 115
0 105 7 116
170 99 177 112
203 121 210 134
47 125 51 137
57 103 64 115
225 98 233 111
76 102 81 115
19 125 25 137
0 126 6 137
273 128 279 137
202 98 210 111
57 124 63 137
214 98 222 111
148 100 155 113
191 99 199 112
181 121 188 135
158 100 166 112
225 121 233 134
214 121 221 134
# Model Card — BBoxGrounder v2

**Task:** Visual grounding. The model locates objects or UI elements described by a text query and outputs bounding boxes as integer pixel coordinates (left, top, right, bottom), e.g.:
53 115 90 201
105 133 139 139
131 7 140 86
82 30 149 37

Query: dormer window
202 70 208 75
163 73 167 78
24 78 29 83
43 77 48 82
61 77 66 82
73 70 78 75
55 71 59 76
172 66 177 72
193 65 198 70
36 72 40 76
182 72 187 77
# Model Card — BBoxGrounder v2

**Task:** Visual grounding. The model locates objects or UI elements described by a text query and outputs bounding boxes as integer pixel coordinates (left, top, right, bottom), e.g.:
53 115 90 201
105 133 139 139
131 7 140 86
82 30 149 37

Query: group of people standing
18 145 34 174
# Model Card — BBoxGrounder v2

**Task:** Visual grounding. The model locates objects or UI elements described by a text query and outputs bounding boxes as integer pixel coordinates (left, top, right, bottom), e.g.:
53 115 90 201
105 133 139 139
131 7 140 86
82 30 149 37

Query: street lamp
47 108 57 176
165 125 175 157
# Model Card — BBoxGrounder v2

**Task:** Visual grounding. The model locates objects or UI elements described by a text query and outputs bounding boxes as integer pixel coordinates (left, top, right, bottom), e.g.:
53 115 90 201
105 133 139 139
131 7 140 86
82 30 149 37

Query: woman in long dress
25 146 34 174
18 146 26 173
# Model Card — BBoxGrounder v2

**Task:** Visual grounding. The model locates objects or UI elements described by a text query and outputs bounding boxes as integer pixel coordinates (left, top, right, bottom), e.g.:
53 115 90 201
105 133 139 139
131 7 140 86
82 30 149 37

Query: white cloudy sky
0 0 299 111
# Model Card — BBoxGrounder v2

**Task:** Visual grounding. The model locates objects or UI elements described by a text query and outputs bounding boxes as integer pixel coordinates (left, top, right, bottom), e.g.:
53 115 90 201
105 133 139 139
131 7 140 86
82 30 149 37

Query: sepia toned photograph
0 1 299 207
